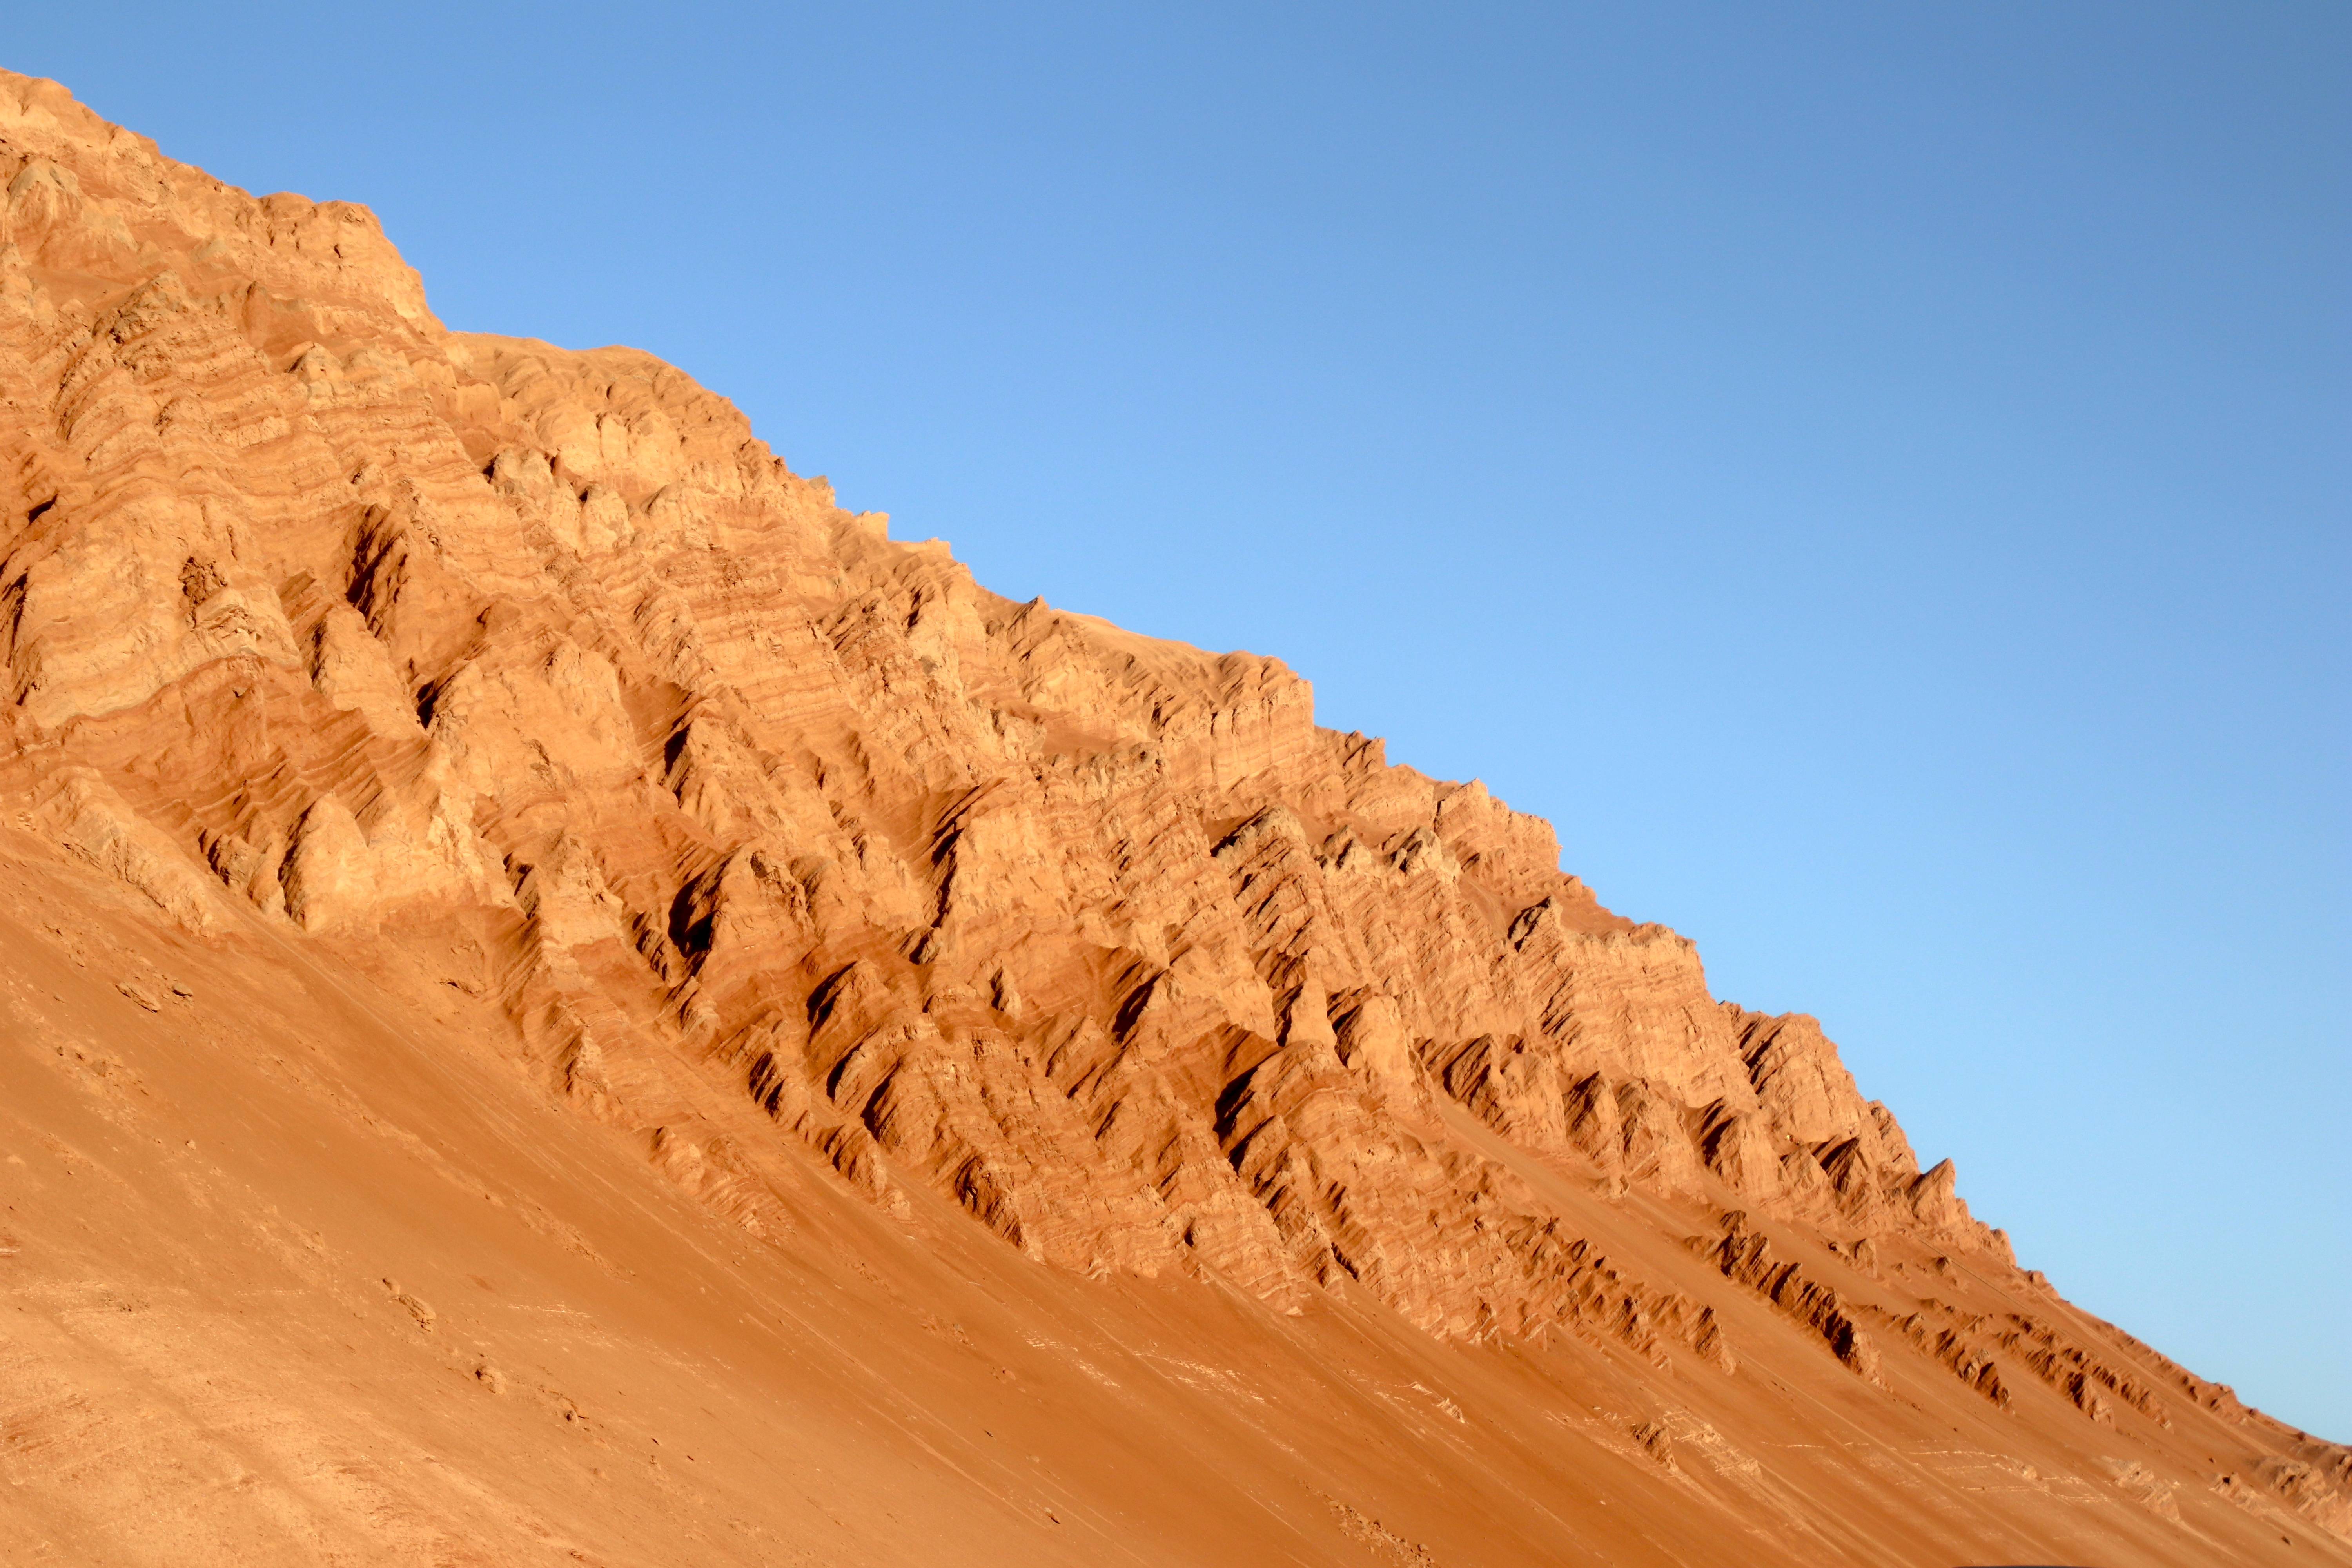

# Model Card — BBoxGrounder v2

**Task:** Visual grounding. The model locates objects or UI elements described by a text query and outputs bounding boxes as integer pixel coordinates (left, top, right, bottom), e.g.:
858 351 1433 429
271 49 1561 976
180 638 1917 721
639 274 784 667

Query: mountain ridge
0 66 2341 1566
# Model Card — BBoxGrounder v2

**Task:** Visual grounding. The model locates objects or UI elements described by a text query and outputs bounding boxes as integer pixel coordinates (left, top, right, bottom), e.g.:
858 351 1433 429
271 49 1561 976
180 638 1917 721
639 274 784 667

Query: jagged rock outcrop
0 63 2007 1334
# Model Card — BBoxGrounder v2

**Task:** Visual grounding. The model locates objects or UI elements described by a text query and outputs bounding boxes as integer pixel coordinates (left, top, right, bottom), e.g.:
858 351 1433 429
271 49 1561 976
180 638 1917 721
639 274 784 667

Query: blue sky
13 4 2346 1437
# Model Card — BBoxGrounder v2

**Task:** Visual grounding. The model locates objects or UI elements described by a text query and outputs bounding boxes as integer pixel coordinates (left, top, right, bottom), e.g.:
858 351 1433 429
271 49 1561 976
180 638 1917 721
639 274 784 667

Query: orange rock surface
0 68 2342 1566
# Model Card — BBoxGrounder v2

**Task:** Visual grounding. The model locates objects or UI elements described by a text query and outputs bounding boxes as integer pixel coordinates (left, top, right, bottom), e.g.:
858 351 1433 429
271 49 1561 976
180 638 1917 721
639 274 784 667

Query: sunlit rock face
0 67 2342 1568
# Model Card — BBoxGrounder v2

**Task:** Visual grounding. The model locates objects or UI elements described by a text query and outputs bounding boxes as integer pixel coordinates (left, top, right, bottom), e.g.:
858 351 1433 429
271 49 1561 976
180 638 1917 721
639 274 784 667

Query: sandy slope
2 833 2334 1566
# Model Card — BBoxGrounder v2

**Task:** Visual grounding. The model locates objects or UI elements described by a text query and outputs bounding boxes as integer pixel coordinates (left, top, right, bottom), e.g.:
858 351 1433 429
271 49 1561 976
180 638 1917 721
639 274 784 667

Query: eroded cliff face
0 70 2342 1566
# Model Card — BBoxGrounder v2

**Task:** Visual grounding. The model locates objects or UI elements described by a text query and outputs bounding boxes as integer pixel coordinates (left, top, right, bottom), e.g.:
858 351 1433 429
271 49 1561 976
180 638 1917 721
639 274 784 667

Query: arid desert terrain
0 68 2343 1566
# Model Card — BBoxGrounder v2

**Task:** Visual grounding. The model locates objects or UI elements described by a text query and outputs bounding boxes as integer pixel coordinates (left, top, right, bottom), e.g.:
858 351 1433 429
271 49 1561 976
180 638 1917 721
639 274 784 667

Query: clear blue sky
15 4 2345 1438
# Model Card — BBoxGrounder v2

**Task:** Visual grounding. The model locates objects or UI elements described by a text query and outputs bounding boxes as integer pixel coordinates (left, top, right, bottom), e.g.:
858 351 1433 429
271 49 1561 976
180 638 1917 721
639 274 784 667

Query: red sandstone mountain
0 68 2341 1567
